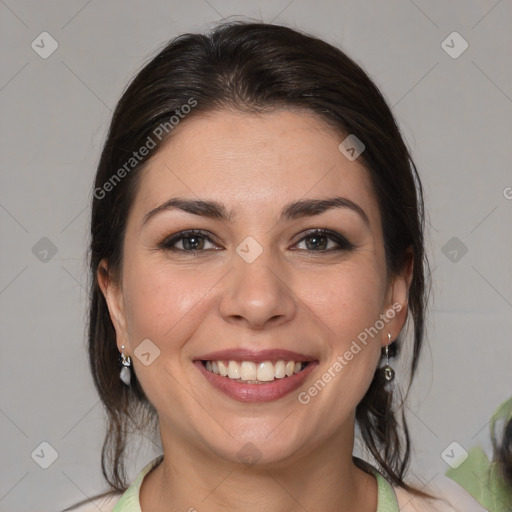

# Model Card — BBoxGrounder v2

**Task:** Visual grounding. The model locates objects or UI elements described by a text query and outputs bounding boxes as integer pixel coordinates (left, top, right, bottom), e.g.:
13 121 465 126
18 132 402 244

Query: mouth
194 349 318 403
201 359 309 383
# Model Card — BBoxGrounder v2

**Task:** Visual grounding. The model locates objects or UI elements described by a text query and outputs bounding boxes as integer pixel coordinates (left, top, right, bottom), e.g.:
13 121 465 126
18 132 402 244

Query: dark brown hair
88 20 431 494
494 410 512 488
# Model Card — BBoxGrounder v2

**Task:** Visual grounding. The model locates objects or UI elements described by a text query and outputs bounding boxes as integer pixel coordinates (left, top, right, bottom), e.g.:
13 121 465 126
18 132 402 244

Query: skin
98 109 413 511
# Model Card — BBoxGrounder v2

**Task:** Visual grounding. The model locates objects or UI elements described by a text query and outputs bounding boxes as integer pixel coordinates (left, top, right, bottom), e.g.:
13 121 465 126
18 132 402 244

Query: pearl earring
119 345 132 386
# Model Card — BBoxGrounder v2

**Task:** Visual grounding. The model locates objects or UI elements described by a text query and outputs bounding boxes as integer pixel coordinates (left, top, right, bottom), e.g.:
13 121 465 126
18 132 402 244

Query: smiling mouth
201 359 309 384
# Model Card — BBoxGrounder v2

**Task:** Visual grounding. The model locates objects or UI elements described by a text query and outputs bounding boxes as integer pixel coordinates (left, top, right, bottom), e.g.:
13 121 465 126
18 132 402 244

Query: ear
97 259 130 353
381 248 414 347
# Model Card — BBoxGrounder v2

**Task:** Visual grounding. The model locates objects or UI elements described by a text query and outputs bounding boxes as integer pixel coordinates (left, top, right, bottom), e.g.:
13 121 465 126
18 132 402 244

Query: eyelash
158 229 355 254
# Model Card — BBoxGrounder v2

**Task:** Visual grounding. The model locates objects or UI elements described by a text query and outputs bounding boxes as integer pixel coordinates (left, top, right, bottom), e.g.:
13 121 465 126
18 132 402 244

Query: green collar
446 395 512 511
112 456 399 511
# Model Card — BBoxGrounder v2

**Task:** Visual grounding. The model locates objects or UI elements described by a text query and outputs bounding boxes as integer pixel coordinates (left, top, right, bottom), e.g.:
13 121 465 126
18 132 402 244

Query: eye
158 228 354 254
293 229 354 252
159 230 220 252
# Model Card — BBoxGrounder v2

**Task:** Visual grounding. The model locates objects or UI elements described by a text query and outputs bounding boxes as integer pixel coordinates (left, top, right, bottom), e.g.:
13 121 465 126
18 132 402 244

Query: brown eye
159 230 220 252
303 233 329 251
179 235 206 251
294 229 354 252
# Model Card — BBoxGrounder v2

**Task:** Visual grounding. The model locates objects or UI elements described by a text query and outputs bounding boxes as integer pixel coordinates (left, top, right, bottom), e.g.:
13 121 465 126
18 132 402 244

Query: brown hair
88 20 431 494
493 407 512 488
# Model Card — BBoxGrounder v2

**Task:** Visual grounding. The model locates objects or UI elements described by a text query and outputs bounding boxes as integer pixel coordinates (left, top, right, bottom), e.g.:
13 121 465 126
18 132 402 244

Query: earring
383 333 395 382
119 345 132 386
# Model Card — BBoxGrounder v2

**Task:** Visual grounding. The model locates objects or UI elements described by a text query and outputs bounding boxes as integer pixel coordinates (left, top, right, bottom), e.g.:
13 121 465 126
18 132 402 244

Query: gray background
1 1 511 510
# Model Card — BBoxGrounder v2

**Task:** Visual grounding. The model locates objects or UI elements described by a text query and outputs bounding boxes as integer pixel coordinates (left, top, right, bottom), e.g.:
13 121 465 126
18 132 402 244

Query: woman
70 21 486 511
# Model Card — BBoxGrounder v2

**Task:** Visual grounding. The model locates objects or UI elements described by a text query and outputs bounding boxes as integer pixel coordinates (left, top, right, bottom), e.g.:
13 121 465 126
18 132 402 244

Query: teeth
218 360 228 377
204 359 306 382
274 360 286 379
228 361 240 379
257 361 275 381
240 361 257 381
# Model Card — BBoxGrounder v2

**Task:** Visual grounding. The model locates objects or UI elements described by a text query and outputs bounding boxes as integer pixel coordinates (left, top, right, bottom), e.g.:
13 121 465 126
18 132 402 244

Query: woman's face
100 109 411 466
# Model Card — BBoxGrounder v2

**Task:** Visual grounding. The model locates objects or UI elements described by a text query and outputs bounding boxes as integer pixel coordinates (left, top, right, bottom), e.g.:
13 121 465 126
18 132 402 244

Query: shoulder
64 456 163 512
62 492 122 512
394 475 489 512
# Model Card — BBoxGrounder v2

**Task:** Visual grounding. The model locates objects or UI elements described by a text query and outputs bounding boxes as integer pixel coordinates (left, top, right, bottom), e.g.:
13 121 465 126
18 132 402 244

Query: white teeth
257 361 275 381
240 361 257 381
274 360 286 378
228 361 240 379
218 360 228 377
204 359 307 382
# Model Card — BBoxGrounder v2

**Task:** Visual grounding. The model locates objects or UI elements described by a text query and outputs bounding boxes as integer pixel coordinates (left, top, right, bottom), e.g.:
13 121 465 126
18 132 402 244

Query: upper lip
195 348 317 363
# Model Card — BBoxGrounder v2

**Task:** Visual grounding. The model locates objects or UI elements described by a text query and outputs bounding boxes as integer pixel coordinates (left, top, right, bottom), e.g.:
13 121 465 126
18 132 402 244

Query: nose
219 246 297 330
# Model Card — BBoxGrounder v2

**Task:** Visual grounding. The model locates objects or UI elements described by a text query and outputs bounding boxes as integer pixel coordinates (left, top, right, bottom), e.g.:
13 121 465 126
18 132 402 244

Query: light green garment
111 456 400 511
446 396 512 512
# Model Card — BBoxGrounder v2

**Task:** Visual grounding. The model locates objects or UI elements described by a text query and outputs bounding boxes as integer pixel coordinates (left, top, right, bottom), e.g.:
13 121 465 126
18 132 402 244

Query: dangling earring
383 333 395 382
119 345 132 386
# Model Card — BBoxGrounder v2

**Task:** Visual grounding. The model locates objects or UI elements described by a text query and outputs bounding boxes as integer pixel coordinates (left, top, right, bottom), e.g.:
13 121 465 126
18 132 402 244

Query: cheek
120 259 220 407
295 264 385 418
122 257 220 346
299 260 386 342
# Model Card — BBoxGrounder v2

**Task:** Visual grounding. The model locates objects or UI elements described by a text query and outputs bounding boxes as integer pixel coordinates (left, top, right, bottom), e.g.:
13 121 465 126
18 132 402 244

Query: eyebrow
142 196 370 227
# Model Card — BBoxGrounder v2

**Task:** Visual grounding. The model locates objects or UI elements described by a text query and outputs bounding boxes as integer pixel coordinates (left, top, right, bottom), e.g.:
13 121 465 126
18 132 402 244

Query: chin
196 420 309 469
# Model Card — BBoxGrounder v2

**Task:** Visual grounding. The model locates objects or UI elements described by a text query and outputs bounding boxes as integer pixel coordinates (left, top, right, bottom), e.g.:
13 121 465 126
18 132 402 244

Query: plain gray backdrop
1 1 511 510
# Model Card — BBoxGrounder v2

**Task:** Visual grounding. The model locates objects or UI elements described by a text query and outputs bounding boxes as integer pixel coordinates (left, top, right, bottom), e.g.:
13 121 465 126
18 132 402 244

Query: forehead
131 109 381 228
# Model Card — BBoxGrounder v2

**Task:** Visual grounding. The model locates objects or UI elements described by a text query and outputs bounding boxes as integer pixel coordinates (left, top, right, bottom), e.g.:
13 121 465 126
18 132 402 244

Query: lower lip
194 361 317 403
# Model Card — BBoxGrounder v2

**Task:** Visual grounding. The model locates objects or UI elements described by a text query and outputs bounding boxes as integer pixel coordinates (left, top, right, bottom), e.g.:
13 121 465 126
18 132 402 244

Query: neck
140 424 377 512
